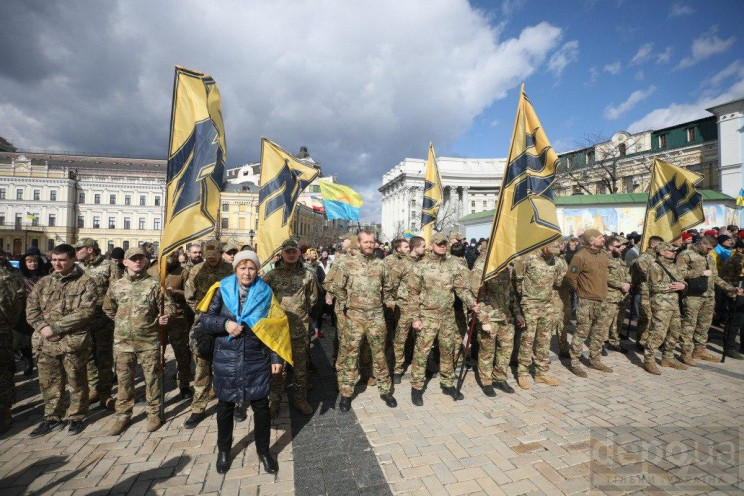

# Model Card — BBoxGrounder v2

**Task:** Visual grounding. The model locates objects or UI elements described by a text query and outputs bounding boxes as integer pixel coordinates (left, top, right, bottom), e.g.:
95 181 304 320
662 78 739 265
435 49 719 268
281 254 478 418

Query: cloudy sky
1 1 742 221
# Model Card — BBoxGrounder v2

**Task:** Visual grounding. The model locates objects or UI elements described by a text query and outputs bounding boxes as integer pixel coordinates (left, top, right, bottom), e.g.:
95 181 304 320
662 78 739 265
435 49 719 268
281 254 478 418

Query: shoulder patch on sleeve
570 266 578 273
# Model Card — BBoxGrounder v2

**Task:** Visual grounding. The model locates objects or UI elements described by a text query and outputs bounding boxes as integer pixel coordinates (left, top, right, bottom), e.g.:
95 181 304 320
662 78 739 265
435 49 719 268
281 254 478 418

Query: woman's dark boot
216 451 230 474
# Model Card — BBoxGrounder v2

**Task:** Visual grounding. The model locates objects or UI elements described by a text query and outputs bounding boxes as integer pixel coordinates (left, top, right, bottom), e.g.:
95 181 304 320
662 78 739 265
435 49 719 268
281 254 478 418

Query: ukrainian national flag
737 188 744 207
257 138 319 266
318 180 363 221
197 275 293 366
160 66 226 283
420 143 442 245
482 84 561 282
640 158 704 251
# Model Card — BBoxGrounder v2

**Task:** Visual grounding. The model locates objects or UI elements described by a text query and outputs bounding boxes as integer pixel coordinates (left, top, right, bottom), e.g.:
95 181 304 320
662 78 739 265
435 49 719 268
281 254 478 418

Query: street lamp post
249 229 255 248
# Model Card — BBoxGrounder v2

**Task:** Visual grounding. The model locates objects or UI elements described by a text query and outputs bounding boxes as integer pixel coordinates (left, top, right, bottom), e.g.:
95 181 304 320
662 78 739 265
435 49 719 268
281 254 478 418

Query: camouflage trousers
114 348 161 420
0 347 14 411
336 308 391 396
477 320 514 383
165 317 192 390
191 356 212 413
38 348 90 422
520 305 555 375
680 295 715 355
570 299 606 366
556 292 571 355
411 313 458 390
270 332 310 403
636 293 651 346
604 299 627 347
87 313 115 399
393 307 416 375
645 302 681 362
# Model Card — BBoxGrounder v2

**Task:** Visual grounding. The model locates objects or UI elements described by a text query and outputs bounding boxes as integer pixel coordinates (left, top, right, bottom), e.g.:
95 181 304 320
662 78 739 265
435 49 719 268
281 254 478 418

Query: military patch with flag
420 142 442 245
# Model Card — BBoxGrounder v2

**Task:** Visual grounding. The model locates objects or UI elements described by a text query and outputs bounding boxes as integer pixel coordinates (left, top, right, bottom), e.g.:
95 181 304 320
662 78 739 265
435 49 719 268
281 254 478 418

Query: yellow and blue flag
318 180 363 221
640 158 704 251
737 188 744 207
160 66 226 283
257 138 320 266
420 142 442 245
482 84 561 282
197 275 293 366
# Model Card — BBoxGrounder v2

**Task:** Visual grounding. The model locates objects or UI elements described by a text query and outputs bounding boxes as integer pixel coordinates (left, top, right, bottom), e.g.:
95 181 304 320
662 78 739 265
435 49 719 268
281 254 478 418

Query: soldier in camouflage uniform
183 243 203 271
184 240 235 428
75 238 119 410
148 253 193 400
0 252 25 434
392 236 426 382
676 235 740 364
643 242 688 374
720 240 744 359
602 237 631 354
27 244 97 438
472 252 522 395
264 239 319 416
105 247 169 435
630 236 663 351
324 230 397 412
383 238 410 352
513 241 564 389
409 232 479 406
554 245 571 357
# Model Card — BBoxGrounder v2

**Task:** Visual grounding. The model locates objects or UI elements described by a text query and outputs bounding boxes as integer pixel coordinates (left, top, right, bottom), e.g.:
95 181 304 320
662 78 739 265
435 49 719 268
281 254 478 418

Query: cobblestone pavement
1 320 743 495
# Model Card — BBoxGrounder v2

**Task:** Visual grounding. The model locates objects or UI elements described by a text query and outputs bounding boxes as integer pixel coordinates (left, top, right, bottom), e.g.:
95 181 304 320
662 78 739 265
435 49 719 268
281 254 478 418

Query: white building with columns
379 157 505 242
708 98 744 223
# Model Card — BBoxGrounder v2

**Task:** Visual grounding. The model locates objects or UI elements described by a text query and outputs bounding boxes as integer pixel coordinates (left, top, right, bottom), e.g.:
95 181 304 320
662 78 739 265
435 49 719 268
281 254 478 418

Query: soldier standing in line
0 251 25 434
392 236 426 383
554 242 572 358
26 244 98 438
472 251 522 396
147 252 194 400
383 238 410 353
75 238 119 410
566 229 612 377
184 240 234 428
602 236 631 354
513 241 564 389
324 234 357 368
676 235 741 364
105 247 169 435
222 243 239 266
264 239 319 417
409 232 480 406
643 242 688 374
325 230 397 412
629 236 663 352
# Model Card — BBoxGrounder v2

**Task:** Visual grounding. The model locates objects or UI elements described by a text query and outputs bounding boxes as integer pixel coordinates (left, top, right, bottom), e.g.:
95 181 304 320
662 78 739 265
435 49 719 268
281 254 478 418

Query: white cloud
630 43 654 66
490 119 500 127
701 60 743 89
656 46 673 64
585 66 599 87
677 29 736 69
603 62 621 75
604 86 657 120
548 40 580 78
634 70 645 81
669 3 694 17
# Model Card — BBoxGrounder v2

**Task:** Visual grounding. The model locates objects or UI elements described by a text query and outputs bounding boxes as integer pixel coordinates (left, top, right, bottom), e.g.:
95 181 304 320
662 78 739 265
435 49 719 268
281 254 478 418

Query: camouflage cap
74 238 99 250
582 229 603 244
432 232 448 244
222 242 239 253
124 246 148 259
448 231 463 240
655 241 676 253
280 238 300 251
203 239 221 252
614 235 629 245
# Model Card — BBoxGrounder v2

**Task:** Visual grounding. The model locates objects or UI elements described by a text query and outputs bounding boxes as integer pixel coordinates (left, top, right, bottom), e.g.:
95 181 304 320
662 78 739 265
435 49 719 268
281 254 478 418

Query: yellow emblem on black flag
640 158 704 251
420 142 442 245
160 66 226 283
482 84 561 282
257 138 320 266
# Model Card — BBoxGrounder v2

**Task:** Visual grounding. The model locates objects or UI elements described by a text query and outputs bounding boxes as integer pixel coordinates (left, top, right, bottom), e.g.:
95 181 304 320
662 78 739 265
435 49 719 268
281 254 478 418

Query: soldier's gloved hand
158 314 169 325
412 320 423 331
516 315 526 329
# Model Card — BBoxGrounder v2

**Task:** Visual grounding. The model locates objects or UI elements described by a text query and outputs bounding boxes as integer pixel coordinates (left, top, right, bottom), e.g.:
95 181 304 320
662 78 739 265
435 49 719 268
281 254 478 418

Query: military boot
517 376 531 390
103 397 116 411
570 365 588 378
0 408 12 435
293 399 313 416
661 358 688 370
146 416 163 432
679 354 697 367
535 374 559 386
411 388 424 407
725 349 744 360
692 345 718 362
107 417 129 436
589 360 613 373
88 391 100 406
643 361 661 375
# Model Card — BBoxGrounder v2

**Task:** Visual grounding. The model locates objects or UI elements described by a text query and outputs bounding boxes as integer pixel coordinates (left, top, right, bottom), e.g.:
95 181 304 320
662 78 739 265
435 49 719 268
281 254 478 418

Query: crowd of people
1 224 742 475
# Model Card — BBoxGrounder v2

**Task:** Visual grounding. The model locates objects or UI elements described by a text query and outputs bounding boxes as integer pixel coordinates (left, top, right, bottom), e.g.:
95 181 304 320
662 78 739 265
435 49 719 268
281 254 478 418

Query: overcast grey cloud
0 0 565 221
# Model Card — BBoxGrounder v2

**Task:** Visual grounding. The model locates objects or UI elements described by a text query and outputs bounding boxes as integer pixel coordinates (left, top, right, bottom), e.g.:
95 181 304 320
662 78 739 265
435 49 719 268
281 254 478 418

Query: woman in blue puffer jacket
201 250 285 475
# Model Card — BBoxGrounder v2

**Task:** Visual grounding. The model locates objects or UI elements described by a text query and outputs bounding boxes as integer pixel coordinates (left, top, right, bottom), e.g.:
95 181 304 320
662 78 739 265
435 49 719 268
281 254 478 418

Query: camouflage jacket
630 248 656 296
648 257 685 308
394 254 422 310
324 253 393 311
383 252 409 300
0 264 25 348
606 253 631 304
514 253 566 305
79 254 119 310
105 271 164 352
720 251 744 286
263 261 319 330
675 243 736 298
185 260 234 310
27 265 97 355
471 255 519 324
147 262 191 319
322 252 348 299
409 251 475 318
552 257 571 306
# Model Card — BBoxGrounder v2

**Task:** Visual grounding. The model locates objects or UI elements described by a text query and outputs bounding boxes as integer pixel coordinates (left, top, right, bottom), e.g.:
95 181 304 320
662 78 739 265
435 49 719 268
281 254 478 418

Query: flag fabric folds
640 158 704 251
311 195 325 213
318 180 363 221
481 84 561 283
420 142 442 245
160 66 226 282
737 188 744 207
257 138 320 266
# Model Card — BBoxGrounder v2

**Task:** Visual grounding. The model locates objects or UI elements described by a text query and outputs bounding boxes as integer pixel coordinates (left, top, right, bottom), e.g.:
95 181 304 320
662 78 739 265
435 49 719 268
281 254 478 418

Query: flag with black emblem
160 66 226 283
640 158 703 251
482 84 561 282
257 138 320 266
420 142 442 245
